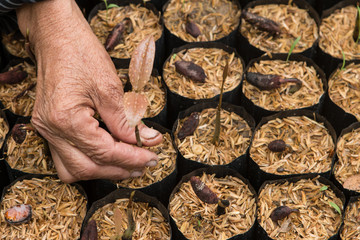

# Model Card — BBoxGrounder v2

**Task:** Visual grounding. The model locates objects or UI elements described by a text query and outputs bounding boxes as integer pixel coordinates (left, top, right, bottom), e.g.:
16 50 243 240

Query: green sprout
286 36 301 62
320 186 328 191
104 0 119 20
341 50 346 71
354 5 360 44
329 201 342 215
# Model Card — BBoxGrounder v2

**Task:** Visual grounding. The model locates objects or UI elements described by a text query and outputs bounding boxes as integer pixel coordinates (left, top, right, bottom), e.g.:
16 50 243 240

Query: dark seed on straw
186 15 201 38
270 206 299 222
11 123 35 144
175 60 206 83
190 176 219 204
105 18 131 51
178 112 200 140
241 10 281 36
246 72 302 91
268 139 287 152
0 66 28 85
5 204 32 224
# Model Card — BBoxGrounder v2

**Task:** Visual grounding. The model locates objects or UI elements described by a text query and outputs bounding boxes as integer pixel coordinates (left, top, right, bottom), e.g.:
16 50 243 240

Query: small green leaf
172 54 177 60
320 186 328 191
107 3 119 9
286 36 301 62
329 201 342 215
341 50 346 71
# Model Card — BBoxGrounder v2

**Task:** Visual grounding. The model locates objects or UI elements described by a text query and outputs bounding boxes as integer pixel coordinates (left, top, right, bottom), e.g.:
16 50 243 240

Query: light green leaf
341 50 346 71
329 201 341 215
107 3 119 9
172 54 177 60
286 36 301 62
320 186 328 191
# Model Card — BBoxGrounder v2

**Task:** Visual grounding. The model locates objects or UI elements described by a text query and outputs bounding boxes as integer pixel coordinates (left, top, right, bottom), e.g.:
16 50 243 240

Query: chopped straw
1 32 28 58
258 177 343 239
163 0 240 42
169 173 256 240
250 116 334 175
115 133 176 188
175 108 252 165
0 116 9 149
0 177 87 239
5 128 56 174
163 48 242 99
90 4 162 59
90 198 171 239
341 198 360 239
319 5 360 60
334 127 360 189
0 62 36 116
328 63 360 121
243 60 324 111
240 3 318 54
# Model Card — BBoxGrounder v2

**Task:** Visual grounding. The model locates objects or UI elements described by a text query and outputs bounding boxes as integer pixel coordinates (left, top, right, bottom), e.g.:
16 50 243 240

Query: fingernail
146 159 158 167
130 171 143 178
140 127 160 140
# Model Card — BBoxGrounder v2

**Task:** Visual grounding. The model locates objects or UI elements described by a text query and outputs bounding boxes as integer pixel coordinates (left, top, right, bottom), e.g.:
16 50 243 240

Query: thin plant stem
135 125 142 147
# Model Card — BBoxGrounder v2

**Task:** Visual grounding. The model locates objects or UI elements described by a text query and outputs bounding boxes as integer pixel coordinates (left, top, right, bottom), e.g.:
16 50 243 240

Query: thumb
94 79 162 146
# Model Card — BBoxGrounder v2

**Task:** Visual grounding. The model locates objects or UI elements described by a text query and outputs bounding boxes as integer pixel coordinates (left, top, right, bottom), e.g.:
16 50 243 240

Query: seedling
353 5 360 44
246 72 302 91
341 50 346 71
103 0 119 20
329 201 341 215
123 35 155 147
270 205 299 222
212 61 228 145
286 36 301 62
190 176 229 216
81 220 98 240
319 186 328 191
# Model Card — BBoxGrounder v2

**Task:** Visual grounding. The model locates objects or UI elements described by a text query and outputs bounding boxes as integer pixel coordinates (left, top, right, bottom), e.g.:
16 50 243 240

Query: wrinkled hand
16 0 162 183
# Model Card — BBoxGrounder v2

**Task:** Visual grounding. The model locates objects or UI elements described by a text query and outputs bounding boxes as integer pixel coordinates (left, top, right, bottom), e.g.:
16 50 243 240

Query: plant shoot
124 35 155 147
286 36 301 62
212 61 228 145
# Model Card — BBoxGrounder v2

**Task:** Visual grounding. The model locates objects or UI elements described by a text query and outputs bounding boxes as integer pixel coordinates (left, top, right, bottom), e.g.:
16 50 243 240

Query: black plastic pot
332 122 360 204
81 188 172 239
168 166 257 240
3 117 56 182
322 60 360 136
248 109 337 191
238 0 320 64
162 0 241 57
241 53 327 124
163 42 244 127
256 174 345 240
315 0 360 78
172 101 255 178
88 0 165 73
87 120 178 207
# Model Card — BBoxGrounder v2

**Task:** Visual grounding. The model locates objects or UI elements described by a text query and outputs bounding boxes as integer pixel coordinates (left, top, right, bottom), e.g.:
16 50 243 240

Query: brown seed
246 72 302 91
105 18 131 51
175 60 206 83
178 112 200 140
190 176 219 204
4 204 32 224
185 16 201 38
241 10 281 36
270 205 299 222
0 66 28 85
268 139 286 152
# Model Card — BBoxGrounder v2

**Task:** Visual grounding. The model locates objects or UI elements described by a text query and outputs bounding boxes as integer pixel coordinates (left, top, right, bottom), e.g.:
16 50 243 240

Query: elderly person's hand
16 0 162 183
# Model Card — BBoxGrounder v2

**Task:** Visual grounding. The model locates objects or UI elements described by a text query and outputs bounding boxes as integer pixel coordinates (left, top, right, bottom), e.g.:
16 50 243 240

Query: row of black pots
2 163 358 239
0 0 355 79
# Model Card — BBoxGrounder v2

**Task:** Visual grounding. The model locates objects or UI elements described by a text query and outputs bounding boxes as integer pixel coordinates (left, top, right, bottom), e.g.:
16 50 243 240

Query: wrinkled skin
16 0 162 183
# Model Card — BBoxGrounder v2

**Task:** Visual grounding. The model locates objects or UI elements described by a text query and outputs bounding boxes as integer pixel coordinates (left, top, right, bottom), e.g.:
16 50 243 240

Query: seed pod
5 204 32 224
241 10 281 36
178 112 200 140
0 66 28 85
246 72 302 91
270 206 299 222
11 123 35 144
186 15 201 38
190 176 219 204
268 139 287 152
105 18 131 51
175 60 206 83
81 220 98 240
